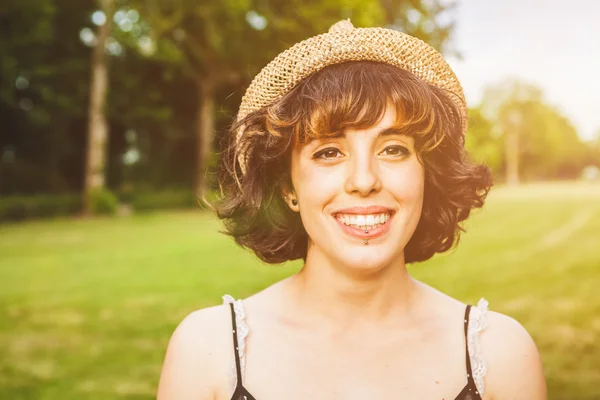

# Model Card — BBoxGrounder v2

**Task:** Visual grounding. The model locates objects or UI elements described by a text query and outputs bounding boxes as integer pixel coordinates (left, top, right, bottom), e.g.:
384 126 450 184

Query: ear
280 183 300 212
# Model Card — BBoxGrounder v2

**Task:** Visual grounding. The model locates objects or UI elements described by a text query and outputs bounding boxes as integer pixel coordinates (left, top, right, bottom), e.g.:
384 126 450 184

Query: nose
344 152 382 196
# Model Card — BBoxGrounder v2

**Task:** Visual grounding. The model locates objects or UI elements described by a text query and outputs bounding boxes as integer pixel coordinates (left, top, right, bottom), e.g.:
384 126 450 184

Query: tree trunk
195 80 215 198
84 0 114 214
505 126 520 186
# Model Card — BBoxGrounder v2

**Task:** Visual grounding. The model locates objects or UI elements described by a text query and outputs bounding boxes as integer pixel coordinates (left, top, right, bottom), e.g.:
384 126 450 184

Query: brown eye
381 145 410 156
313 147 343 159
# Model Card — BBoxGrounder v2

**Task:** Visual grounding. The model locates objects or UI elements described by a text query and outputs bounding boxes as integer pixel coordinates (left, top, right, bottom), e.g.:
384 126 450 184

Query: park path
539 208 597 249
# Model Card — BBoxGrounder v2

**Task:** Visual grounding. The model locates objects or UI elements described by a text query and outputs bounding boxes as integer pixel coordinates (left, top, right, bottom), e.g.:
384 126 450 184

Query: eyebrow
328 126 408 139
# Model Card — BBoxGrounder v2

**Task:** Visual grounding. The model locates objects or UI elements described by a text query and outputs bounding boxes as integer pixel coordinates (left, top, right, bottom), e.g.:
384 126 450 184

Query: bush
0 194 82 222
0 188 202 222
131 189 198 212
88 188 118 215
0 160 70 195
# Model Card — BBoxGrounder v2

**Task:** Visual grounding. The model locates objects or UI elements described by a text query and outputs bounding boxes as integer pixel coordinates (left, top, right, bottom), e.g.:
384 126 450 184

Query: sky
445 0 600 141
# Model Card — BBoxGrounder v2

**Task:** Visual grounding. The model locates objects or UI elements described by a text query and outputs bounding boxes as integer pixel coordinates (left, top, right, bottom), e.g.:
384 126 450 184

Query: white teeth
336 212 391 228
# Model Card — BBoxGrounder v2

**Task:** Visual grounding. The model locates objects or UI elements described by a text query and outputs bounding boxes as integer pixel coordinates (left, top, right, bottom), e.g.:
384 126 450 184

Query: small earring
291 199 298 206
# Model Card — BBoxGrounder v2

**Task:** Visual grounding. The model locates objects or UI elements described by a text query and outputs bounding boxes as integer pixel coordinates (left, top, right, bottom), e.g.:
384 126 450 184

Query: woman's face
287 105 425 271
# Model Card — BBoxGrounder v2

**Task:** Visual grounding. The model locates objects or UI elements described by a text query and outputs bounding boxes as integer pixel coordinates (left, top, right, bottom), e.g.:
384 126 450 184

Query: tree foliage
0 0 94 195
468 79 590 182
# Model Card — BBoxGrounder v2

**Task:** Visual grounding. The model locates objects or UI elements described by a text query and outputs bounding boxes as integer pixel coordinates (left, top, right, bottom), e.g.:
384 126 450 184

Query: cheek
291 154 343 201
383 160 425 202
295 172 342 217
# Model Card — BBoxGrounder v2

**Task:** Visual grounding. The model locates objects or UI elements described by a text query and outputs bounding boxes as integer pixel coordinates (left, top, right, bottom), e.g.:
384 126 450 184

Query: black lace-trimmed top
224 296 488 400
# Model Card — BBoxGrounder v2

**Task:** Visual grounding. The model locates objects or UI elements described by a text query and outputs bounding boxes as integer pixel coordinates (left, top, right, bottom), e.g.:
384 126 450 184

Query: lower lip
333 214 394 241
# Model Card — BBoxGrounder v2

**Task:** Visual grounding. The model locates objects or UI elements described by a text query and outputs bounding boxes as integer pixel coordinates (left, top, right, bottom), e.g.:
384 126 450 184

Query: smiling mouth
332 211 395 240
334 212 393 230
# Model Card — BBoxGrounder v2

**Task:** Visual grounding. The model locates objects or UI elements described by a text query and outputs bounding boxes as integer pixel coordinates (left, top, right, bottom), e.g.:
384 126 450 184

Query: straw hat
235 19 466 175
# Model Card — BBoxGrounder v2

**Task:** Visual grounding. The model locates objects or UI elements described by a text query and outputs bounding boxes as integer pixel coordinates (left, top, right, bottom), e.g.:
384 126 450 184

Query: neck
284 245 420 327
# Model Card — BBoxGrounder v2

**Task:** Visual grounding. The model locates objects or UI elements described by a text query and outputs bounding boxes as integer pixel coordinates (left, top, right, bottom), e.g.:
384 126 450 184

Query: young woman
157 20 546 400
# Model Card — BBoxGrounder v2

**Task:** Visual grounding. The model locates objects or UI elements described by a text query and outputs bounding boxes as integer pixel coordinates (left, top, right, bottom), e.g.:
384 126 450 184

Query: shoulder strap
463 304 475 382
228 302 243 386
463 299 489 395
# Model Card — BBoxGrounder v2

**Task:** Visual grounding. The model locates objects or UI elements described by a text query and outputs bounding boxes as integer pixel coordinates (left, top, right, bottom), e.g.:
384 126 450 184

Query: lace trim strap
223 294 249 391
467 298 489 395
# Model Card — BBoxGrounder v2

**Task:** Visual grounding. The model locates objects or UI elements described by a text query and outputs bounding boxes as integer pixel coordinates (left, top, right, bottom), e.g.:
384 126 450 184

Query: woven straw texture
236 19 466 175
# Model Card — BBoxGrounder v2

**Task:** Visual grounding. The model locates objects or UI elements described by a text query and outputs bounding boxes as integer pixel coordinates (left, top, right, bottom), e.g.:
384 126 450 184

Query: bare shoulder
481 309 547 400
157 304 233 400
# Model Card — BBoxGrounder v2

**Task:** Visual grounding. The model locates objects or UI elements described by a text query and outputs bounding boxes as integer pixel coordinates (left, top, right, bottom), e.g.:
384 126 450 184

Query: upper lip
333 205 395 215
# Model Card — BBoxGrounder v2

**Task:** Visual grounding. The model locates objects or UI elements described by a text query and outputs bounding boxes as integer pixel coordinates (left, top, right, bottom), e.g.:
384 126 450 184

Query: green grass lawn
1 181 599 399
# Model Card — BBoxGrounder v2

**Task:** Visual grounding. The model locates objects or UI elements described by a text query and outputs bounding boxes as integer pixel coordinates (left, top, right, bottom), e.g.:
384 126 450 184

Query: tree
0 0 95 195
128 0 254 197
480 79 587 182
84 0 115 213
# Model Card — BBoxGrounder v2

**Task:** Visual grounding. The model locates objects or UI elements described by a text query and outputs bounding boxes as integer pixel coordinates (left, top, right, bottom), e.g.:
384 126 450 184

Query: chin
335 246 400 272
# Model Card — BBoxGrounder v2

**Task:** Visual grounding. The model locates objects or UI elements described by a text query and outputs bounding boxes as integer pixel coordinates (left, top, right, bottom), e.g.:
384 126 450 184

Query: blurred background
0 0 599 399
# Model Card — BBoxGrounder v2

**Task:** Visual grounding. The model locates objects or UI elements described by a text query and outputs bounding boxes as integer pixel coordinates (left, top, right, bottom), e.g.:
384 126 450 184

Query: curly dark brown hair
210 61 493 264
